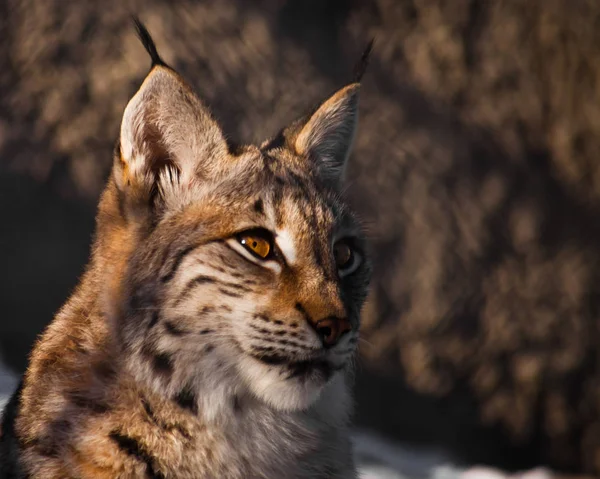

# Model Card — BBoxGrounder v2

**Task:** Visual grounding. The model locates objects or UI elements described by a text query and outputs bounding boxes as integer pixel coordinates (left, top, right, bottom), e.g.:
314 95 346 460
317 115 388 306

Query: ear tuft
353 38 374 83
295 83 360 188
132 16 168 69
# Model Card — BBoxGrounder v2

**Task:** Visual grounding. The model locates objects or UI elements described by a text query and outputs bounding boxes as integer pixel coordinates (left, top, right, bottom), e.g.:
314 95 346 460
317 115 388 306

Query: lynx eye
237 230 273 259
333 240 361 276
334 242 352 268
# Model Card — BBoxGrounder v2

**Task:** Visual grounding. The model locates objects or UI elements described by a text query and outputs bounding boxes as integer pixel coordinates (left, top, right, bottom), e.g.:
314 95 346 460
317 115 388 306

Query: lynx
0 19 371 478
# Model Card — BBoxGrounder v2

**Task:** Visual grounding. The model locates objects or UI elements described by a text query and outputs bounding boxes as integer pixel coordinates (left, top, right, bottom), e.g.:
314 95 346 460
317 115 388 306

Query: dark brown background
2 0 600 474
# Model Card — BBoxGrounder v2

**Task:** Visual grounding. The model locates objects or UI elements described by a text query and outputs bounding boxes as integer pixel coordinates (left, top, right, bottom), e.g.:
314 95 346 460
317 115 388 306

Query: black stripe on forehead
270 173 319 228
253 198 264 215
278 181 313 227
258 149 356 231
277 183 340 279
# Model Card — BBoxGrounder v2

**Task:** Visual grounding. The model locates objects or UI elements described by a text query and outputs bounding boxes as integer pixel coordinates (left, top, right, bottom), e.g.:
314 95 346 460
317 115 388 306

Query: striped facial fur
121 152 370 412
0 21 371 478
115 75 369 416
103 23 372 416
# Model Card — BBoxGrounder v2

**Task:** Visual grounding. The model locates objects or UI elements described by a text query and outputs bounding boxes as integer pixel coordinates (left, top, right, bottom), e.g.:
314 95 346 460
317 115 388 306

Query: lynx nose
314 317 352 347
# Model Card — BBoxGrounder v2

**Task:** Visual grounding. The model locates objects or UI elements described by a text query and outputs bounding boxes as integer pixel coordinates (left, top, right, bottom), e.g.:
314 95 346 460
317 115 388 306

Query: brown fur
3 21 371 478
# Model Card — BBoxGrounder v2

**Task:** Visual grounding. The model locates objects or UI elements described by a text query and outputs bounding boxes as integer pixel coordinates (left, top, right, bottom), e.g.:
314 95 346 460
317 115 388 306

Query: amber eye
238 230 273 259
333 241 353 269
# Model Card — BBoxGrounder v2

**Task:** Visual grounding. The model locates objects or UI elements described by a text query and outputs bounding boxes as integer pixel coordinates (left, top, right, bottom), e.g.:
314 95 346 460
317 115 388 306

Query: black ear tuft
353 38 374 83
132 16 168 68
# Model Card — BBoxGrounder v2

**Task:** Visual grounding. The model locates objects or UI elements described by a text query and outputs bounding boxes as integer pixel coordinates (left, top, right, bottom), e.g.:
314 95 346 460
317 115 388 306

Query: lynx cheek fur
0 20 371 478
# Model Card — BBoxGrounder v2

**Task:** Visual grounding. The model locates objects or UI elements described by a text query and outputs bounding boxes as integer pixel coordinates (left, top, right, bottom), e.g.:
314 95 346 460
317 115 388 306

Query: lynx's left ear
294 83 360 188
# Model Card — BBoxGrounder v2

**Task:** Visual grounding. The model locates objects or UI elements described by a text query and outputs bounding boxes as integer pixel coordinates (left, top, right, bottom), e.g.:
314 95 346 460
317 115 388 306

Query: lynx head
98 20 371 413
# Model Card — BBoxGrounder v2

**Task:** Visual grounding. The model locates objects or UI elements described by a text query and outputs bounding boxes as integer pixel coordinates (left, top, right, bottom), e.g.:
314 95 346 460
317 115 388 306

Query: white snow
353 429 463 479
0 360 17 413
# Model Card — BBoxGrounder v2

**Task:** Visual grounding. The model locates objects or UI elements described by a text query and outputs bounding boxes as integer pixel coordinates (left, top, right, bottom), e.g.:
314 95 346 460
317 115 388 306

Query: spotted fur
0 20 371 478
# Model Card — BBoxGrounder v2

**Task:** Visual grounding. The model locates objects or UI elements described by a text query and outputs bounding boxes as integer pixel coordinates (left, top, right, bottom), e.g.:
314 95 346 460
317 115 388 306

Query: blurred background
2 0 600 477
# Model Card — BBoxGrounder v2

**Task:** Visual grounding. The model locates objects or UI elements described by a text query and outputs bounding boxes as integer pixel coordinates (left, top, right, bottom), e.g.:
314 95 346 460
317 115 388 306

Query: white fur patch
236 354 330 411
276 229 297 265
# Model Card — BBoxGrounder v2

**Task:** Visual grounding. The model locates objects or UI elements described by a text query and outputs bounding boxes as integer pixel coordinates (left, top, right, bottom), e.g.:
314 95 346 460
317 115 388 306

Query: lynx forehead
0 18 372 478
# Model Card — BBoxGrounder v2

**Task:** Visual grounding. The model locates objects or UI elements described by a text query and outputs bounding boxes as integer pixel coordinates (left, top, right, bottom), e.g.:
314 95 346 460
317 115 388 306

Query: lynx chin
0 18 372 478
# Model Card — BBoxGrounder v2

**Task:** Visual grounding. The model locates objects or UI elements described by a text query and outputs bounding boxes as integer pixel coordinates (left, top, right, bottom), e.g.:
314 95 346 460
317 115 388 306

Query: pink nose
314 317 352 347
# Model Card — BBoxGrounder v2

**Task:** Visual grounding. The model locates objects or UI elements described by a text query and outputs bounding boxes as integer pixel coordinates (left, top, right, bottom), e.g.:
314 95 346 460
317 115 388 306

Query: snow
0 361 17 413
353 429 462 479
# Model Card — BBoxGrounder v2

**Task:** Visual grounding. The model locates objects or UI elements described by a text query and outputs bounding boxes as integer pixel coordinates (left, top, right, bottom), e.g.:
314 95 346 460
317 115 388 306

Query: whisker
331 348 355 355
246 336 317 352
357 337 373 347
155 327 233 341
132 306 210 314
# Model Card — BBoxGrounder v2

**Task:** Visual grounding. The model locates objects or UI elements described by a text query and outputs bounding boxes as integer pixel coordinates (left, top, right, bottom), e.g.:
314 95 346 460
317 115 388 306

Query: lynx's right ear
292 39 373 189
114 19 227 215
294 84 360 189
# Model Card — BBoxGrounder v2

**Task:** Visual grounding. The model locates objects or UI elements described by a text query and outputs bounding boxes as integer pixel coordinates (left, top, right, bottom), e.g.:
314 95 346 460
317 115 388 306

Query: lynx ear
115 22 227 214
294 83 360 188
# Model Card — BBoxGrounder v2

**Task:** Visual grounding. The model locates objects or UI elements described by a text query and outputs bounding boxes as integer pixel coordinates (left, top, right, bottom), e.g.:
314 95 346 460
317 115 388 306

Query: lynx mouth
251 353 342 381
